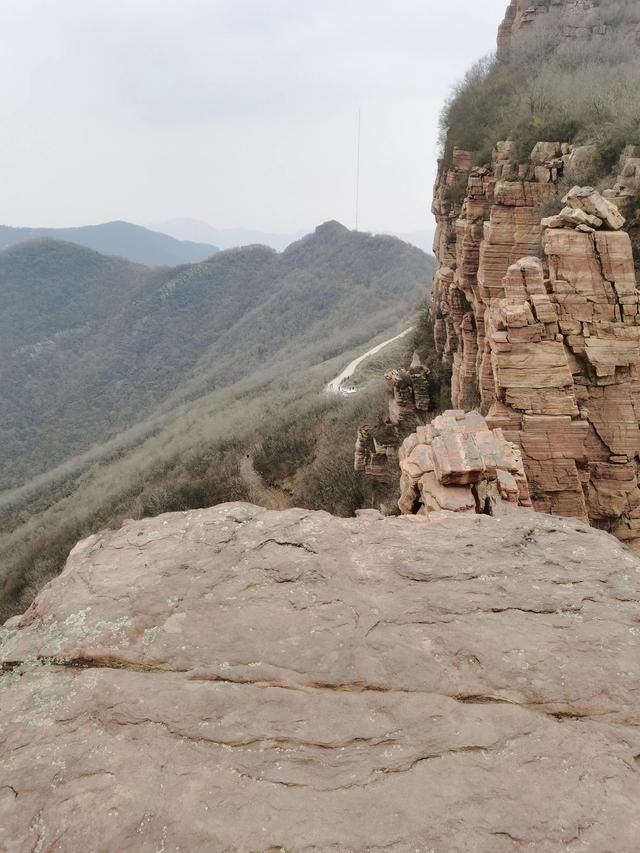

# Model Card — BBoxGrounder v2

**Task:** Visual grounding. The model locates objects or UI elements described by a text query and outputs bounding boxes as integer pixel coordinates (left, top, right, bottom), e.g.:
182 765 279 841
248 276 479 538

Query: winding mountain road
326 326 414 393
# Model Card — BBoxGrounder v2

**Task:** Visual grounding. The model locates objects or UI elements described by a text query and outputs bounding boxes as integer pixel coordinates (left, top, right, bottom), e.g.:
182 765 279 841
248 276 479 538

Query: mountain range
0 221 434 493
0 221 218 266
0 219 434 615
0 218 435 264
153 217 436 254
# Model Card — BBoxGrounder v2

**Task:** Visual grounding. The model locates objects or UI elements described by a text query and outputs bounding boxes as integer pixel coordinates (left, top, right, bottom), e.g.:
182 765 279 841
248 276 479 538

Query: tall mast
355 108 361 232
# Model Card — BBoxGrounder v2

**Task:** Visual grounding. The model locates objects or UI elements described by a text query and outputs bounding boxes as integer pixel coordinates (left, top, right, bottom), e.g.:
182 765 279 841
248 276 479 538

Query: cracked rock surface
1 502 640 851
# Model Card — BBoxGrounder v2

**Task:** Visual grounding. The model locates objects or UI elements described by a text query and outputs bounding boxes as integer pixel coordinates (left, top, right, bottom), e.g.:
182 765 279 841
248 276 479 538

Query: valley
2 1 640 848
0 222 433 619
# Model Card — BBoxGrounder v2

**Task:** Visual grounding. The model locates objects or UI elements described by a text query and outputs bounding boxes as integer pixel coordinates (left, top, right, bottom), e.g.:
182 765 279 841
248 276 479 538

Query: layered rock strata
355 359 431 483
2 503 640 850
432 132 640 547
432 141 568 415
398 409 531 518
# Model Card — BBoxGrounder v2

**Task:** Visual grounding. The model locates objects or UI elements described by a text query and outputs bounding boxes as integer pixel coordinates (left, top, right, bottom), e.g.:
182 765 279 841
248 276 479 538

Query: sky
0 0 508 234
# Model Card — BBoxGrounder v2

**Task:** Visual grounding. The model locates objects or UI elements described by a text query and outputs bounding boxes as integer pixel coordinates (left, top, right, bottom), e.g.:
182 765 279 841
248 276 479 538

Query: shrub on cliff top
439 3 640 171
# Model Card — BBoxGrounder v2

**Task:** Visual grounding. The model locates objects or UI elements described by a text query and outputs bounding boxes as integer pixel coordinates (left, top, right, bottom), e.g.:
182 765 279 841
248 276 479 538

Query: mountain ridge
152 217 437 254
0 220 218 266
0 222 434 492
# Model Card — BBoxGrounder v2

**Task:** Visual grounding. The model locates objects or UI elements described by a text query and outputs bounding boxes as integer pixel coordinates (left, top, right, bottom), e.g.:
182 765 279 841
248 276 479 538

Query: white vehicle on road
326 326 414 395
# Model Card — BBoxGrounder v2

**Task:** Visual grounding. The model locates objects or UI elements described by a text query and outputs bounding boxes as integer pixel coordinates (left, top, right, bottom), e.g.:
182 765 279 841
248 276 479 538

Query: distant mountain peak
0 222 218 267
2 236 102 260
314 220 350 236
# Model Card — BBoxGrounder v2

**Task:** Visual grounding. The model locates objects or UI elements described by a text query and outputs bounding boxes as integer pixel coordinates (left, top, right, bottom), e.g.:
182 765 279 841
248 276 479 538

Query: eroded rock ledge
398 409 531 517
2 503 639 851
497 0 619 59
431 136 640 549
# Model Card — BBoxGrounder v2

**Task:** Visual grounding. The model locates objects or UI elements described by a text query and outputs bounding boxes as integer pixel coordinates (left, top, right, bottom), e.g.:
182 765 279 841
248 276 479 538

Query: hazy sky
1 0 508 233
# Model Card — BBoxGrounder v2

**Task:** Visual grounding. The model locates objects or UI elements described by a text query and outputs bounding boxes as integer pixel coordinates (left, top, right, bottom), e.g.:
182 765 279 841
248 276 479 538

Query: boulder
398 409 531 517
562 185 625 230
2 503 640 851
564 144 600 182
541 205 602 230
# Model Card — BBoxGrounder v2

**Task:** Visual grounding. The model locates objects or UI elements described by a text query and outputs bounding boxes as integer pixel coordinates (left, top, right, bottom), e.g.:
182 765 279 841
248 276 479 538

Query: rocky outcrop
2 503 640 850
354 359 431 484
398 409 531 517
497 0 606 59
613 146 640 199
490 213 640 538
432 142 563 412
431 125 640 548
354 423 399 483
542 185 626 231
386 360 431 426
608 146 640 267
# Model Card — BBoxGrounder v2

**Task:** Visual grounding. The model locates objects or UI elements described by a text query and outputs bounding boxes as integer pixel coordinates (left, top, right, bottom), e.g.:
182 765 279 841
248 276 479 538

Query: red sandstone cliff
423 1 640 548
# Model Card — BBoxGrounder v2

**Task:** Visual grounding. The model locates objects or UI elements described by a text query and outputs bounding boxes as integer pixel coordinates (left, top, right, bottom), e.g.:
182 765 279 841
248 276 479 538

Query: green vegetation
0 222 434 620
253 384 390 515
440 3 640 169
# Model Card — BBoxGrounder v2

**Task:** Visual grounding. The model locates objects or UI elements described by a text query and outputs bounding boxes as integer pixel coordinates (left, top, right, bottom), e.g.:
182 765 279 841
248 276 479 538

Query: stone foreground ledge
2 502 640 851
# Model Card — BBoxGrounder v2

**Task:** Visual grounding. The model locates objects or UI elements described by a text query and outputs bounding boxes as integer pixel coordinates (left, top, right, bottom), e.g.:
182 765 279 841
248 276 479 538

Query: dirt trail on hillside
239 454 291 510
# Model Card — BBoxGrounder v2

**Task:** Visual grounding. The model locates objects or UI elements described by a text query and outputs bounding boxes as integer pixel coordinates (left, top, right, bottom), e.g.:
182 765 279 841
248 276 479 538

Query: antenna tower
355 108 361 231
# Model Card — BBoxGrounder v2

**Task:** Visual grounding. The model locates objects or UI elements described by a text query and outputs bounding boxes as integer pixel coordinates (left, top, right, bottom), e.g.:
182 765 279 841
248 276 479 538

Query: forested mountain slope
1 222 433 490
0 222 433 618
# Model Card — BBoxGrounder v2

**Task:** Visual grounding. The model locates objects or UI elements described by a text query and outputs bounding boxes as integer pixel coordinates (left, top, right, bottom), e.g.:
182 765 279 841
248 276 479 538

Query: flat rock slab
1 503 640 851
